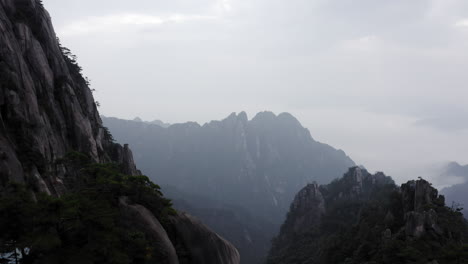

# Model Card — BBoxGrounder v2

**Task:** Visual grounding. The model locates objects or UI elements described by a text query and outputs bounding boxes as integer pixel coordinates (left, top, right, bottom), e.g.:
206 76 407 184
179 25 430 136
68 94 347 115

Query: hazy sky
43 0 468 186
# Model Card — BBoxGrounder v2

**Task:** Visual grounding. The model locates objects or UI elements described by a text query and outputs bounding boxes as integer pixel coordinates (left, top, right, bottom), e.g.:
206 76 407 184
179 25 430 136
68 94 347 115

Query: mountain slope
267 167 468 264
0 1 239 263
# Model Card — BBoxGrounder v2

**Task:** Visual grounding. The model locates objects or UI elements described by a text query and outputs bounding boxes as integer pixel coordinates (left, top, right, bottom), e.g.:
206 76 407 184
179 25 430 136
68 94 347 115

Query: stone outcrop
169 212 241 264
120 197 241 264
402 179 439 212
119 197 179 264
401 179 445 238
282 183 325 236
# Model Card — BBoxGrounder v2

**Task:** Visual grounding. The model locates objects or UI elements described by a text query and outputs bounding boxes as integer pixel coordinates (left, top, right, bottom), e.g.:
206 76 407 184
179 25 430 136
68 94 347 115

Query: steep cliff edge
0 0 138 195
0 1 239 263
267 167 468 264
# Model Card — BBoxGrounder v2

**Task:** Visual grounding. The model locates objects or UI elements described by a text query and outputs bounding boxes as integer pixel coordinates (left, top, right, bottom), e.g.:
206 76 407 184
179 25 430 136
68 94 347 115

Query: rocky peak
251 111 277 122
284 182 325 234
277 112 302 127
222 112 248 127
400 179 446 238
291 182 325 213
250 111 304 134
329 167 394 199
117 144 140 176
348 166 364 194
401 178 440 213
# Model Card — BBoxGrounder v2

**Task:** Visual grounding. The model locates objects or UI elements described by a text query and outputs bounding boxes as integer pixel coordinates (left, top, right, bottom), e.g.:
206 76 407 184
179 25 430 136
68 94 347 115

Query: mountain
102 113 354 263
103 112 354 221
130 116 171 128
441 162 468 180
0 1 239 263
442 182 468 218
441 162 468 218
266 167 468 264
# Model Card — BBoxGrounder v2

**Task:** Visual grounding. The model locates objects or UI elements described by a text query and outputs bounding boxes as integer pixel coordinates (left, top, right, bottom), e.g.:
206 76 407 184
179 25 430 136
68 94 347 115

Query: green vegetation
0 152 176 264
317 188 468 264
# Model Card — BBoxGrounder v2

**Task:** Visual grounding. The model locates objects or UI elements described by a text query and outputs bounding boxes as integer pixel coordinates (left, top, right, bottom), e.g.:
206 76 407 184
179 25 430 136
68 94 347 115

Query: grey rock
169 212 241 264
414 180 438 212
287 182 325 234
400 179 445 238
0 0 111 189
119 197 179 264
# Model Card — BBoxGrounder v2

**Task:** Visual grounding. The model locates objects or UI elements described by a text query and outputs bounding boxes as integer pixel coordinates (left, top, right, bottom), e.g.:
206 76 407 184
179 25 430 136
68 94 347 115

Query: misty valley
1 0 468 264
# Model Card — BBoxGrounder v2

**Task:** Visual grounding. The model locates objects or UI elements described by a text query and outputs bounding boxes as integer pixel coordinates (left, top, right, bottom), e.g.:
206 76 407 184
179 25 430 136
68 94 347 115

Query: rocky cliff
0 1 239 263
267 167 468 264
0 0 137 194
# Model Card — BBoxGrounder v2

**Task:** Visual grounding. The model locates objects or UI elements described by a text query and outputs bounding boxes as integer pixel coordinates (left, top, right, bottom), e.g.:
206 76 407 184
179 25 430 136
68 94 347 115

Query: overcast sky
42 0 468 186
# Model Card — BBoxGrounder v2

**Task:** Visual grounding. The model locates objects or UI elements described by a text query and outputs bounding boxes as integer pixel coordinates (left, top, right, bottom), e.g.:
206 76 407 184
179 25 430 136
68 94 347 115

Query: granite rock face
283 183 325 235
119 197 180 264
0 0 139 194
401 179 445 238
169 212 241 264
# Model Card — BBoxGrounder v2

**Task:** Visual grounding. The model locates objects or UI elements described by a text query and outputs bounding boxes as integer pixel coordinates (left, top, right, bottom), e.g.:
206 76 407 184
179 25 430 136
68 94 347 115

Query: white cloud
455 18 468 27
221 0 232 11
59 13 218 36
341 35 380 51
57 0 235 37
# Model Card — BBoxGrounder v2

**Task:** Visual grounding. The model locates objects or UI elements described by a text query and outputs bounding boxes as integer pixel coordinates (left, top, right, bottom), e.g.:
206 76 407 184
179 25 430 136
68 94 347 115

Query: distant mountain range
441 162 468 217
441 162 468 179
103 112 355 263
